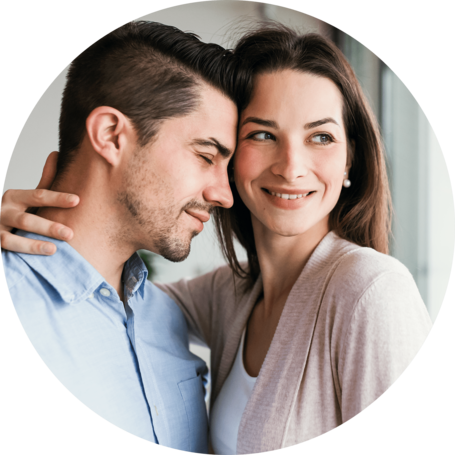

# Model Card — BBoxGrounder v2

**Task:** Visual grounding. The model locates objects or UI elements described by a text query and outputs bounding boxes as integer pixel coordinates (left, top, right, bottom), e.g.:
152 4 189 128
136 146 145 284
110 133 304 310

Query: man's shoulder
2 249 34 292
142 279 188 320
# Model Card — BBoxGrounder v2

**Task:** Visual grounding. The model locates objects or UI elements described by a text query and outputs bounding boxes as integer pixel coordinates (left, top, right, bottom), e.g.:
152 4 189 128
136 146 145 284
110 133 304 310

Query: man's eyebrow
304 117 339 129
190 138 232 158
241 117 279 129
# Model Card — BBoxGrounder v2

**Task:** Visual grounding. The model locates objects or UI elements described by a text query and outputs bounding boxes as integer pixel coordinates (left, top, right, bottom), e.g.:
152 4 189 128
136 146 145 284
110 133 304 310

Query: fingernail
66 194 78 204
59 227 71 239
42 244 55 255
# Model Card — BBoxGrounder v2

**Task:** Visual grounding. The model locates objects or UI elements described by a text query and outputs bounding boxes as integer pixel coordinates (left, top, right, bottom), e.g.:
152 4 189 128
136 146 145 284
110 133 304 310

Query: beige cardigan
157 232 432 453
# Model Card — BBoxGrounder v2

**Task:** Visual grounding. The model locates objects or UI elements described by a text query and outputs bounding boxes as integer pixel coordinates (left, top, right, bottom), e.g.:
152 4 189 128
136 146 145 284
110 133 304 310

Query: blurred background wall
4 1 454 328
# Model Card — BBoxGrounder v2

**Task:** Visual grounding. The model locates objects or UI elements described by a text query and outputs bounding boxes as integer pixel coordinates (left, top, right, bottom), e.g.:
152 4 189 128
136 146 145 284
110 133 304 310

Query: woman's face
234 70 350 240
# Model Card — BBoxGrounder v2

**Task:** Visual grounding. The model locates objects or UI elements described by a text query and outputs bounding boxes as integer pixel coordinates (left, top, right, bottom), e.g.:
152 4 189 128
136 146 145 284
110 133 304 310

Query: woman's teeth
269 191 310 199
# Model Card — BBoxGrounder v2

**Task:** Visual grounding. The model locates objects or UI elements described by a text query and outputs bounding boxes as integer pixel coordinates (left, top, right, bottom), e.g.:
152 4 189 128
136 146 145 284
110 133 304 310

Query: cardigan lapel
236 232 359 454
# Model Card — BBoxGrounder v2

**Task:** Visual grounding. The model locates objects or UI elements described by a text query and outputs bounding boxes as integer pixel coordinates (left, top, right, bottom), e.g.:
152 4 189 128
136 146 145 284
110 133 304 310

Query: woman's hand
0 152 79 255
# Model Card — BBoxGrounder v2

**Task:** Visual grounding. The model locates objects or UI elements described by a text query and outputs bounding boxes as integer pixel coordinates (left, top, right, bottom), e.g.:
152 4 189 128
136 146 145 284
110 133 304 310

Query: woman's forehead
242 70 344 125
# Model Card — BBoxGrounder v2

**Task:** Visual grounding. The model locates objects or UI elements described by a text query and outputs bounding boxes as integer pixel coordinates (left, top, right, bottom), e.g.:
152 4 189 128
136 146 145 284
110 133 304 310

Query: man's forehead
190 85 238 151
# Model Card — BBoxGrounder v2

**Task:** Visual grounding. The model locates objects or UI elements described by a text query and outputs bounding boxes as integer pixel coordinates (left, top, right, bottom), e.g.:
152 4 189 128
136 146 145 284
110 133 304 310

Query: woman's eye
311 133 333 145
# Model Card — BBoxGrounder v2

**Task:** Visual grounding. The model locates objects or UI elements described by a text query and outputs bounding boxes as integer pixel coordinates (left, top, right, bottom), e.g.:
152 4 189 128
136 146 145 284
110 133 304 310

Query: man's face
118 84 237 262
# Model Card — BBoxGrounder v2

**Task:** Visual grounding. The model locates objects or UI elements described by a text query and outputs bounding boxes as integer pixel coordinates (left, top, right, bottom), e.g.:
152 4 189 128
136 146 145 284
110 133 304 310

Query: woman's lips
267 190 311 200
262 188 315 209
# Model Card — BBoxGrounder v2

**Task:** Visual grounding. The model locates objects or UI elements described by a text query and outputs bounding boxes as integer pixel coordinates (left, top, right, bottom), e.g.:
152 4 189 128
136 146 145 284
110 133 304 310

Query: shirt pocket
178 374 209 453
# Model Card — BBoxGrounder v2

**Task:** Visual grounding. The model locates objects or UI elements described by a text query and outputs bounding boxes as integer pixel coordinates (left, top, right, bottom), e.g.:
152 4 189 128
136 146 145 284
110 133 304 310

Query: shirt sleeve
337 271 433 422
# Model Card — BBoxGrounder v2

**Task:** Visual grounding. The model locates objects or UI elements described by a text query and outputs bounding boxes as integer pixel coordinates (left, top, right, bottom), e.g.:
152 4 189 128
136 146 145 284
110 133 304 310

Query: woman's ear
346 139 355 175
86 106 132 167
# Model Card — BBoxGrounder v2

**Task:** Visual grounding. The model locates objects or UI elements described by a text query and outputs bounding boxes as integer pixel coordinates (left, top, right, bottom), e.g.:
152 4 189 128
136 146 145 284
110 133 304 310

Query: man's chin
161 248 191 263
156 231 199 263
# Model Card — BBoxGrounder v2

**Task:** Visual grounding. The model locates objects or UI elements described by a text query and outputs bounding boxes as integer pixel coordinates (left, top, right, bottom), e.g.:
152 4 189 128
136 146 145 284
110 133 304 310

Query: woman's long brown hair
214 24 392 288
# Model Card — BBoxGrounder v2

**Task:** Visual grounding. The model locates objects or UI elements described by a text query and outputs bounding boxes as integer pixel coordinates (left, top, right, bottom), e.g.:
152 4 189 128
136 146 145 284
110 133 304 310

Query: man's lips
184 209 211 223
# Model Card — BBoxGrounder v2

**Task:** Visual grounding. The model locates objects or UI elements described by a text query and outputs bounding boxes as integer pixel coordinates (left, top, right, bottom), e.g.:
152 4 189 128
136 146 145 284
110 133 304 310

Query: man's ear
86 106 133 167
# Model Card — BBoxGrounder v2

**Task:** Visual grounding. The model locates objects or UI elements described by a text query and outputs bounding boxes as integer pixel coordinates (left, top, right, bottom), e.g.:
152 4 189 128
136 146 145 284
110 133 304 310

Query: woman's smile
261 187 316 210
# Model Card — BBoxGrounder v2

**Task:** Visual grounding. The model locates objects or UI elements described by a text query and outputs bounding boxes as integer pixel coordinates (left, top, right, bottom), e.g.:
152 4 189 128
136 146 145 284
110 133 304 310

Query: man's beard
154 200 214 262
117 189 212 263
153 229 196 263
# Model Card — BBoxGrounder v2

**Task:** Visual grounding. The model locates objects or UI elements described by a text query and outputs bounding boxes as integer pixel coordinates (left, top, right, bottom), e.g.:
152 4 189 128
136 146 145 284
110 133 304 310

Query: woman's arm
156 264 237 349
155 272 217 348
337 270 432 422
0 152 79 254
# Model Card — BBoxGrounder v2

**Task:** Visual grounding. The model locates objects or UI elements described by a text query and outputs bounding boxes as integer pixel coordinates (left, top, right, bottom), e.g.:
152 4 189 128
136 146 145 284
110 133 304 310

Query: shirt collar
14 230 148 304
122 251 148 300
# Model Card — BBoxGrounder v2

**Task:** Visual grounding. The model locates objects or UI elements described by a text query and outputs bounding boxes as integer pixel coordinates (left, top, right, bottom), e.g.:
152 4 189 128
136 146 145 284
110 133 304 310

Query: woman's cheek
234 145 265 186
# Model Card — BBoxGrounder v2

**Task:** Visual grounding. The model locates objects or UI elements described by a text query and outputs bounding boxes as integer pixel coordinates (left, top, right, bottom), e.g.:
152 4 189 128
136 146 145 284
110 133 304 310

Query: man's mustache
180 200 214 215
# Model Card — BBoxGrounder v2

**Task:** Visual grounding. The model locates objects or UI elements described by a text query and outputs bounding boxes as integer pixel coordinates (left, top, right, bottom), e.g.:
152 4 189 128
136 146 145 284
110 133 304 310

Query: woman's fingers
1 208 73 241
2 188 79 210
0 152 74 255
1 189 75 251
0 231 57 255
0 208 73 255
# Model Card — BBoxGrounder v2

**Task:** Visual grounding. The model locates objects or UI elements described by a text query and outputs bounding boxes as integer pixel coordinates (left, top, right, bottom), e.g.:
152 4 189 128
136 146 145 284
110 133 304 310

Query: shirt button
87 293 94 299
100 288 111 297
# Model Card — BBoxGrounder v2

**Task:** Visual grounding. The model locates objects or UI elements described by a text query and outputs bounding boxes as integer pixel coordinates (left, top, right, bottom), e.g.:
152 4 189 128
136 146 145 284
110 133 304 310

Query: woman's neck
253 215 330 313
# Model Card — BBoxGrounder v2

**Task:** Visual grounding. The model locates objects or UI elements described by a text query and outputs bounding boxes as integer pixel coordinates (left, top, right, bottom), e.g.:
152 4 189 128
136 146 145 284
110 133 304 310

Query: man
2 21 238 452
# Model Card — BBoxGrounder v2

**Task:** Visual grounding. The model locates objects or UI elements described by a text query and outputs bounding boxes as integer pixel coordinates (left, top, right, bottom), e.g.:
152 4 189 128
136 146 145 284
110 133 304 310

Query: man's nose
203 168 234 209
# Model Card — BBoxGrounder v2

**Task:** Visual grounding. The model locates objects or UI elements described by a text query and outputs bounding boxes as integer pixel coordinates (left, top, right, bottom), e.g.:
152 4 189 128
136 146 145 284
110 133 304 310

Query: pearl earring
343 172 351 188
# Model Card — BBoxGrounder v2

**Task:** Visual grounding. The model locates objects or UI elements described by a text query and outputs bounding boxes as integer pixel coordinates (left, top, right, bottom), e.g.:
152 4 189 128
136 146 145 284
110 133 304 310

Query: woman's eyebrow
241 117 339 130
304 117 339 129
240 116 278 129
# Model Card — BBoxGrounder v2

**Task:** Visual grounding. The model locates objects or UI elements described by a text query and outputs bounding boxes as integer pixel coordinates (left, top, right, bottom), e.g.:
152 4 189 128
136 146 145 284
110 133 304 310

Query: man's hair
57 21 239 179
214 23 392 287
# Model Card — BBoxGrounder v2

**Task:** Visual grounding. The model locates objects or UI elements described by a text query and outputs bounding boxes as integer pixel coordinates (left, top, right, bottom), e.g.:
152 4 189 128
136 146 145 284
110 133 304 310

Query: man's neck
38 176 137 301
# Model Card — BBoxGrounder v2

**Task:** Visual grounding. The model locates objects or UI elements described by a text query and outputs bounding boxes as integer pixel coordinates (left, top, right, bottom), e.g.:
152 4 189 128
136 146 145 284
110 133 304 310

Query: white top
210 329 257 455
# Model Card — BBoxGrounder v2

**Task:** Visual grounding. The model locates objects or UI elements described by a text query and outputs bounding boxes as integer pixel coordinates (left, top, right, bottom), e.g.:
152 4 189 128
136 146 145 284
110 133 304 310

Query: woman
1 25 432 454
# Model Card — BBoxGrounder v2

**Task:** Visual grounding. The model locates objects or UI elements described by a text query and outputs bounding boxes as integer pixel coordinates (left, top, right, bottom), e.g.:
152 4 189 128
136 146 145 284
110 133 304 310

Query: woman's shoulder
338 242 412 281
308 234 427 320
324 237 431 322
321 237 432 341
326 234 414 289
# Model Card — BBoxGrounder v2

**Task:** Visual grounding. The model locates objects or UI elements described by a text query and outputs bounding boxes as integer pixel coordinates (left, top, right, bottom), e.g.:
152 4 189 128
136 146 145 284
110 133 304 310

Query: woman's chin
254 215 330 242
261 221 310 238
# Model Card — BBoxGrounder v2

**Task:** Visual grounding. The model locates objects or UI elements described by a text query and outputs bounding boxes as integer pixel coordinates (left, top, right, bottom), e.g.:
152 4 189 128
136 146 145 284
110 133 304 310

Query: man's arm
1 152 79 254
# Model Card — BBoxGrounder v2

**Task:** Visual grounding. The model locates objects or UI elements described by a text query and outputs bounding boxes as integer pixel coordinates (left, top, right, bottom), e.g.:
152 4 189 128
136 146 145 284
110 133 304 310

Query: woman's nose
270 140 309 182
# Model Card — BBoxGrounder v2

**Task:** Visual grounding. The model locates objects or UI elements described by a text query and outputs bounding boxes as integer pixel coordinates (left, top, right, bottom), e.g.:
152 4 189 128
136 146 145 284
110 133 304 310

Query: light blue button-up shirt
2 231 208 452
